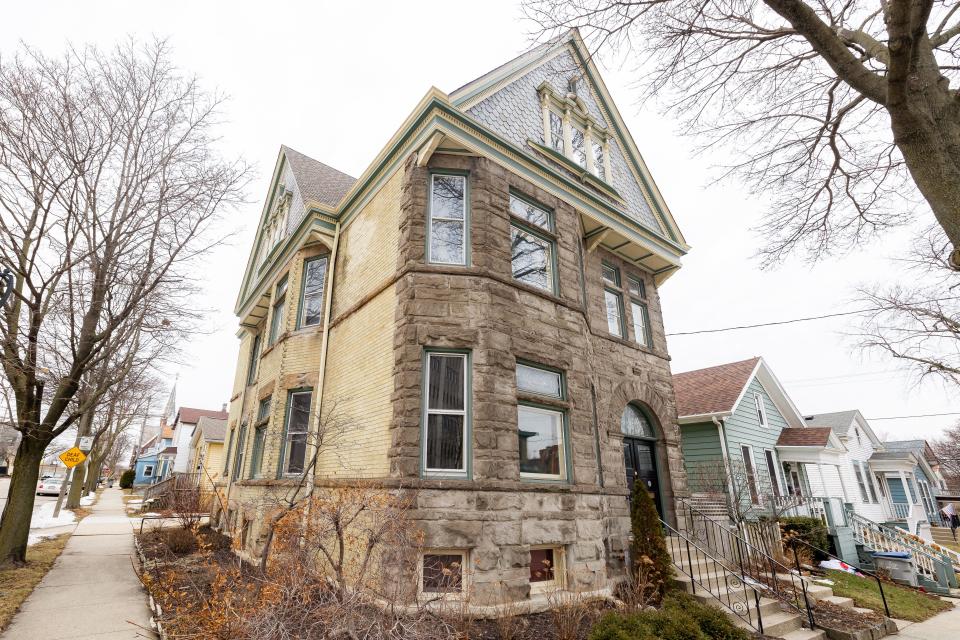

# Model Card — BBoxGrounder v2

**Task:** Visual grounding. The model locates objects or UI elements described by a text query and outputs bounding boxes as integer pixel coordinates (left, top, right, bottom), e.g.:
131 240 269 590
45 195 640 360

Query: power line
666 297 958 337
866 412 960 421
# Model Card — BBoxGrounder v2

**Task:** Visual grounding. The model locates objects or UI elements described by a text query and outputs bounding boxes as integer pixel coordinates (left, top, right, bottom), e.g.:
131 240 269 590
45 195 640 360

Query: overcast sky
6 0 956 444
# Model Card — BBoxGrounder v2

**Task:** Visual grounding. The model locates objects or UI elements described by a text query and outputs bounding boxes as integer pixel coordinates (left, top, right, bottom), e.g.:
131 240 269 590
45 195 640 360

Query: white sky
5 0 956 443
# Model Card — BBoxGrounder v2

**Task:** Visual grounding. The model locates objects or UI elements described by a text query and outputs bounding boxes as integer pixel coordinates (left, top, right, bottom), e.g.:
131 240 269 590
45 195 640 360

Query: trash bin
871 551 918 587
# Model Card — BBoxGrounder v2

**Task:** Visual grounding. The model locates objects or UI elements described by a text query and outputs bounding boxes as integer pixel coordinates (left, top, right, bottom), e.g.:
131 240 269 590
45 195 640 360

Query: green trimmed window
282 390 311 475
571 126 587 168
232 422 248 481
509 195 556 293
269 276 288 346
604 288 624 338
592 141 605 180
299 256 328 327
627 276 650 347
223 428 234 475
249 397 271 478
246 333 261 386
428 173 467 265
549 111 564 153
516 362 566 481
423 352 468 475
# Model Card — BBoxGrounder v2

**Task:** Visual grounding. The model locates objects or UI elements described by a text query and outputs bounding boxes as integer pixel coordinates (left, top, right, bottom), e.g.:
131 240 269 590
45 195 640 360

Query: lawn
825 570 954 622
0 534 71 631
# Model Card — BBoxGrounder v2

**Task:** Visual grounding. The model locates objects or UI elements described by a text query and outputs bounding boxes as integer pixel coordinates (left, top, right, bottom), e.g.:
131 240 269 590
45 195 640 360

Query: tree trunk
83 455 100 495
67 461 86 509
0 437 47 565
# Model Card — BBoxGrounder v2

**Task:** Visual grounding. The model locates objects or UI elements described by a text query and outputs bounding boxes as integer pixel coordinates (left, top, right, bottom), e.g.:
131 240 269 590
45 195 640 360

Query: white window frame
423 352 468 476
427 173 467 266
630 300 649 347
740 444 760 504
518 404 566 481
529 545 565 592
853 462 871 502
754 393 768 427
516 363 563 399
143 465 154 478
419 549 468 597
764 449 783 498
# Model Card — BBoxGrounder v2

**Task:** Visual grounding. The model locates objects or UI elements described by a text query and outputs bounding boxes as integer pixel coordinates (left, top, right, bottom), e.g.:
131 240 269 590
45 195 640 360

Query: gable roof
281 145 356 208
176 407 229 426
673 356 805 427
885 439 940 464
803 410 858 434
777 427 833 447
673 358 760 419
194 416 226 443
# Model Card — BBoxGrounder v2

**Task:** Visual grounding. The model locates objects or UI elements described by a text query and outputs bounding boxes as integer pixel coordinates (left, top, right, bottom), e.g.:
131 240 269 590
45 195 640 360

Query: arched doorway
621 404 662 517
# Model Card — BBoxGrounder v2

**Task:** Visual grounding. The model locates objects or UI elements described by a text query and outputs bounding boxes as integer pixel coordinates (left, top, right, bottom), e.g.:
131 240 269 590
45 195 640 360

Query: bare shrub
491 584 528 640
547 589 595 640
164 528 199 555
167 481 208 530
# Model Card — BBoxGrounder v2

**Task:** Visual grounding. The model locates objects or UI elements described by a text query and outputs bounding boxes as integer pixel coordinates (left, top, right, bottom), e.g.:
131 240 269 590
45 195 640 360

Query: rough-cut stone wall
390 153 686 604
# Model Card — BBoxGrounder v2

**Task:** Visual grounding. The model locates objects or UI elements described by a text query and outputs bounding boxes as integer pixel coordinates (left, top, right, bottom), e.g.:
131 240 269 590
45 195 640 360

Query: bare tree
523 0 960 266
0 40 248 564
931 421 960 492
856 228 960 386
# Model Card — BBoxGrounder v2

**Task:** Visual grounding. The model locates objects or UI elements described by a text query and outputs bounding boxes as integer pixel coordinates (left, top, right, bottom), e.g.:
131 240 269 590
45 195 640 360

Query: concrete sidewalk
894 600 960 640
3 488 155 639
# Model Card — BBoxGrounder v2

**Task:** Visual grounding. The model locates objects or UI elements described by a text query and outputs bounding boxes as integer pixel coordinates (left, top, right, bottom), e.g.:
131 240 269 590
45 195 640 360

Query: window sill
519 475 569 485
517 392 568 410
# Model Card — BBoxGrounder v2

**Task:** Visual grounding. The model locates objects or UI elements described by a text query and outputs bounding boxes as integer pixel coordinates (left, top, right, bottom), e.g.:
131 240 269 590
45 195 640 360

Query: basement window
530 546 563 590
421 552 465 594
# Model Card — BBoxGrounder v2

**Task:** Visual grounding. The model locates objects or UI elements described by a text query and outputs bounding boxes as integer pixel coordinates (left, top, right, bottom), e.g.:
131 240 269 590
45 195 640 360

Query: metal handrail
785 536 890 618
677 496 817 630
661 518 765 634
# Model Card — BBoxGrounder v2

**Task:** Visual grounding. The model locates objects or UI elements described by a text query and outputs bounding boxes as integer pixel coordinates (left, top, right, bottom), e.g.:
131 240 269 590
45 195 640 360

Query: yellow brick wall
315 171 401 477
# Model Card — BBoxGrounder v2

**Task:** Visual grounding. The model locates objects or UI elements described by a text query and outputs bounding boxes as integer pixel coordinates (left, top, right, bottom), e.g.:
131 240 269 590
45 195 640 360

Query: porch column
899 470 915 504
835 464 851 502
817 464 829 496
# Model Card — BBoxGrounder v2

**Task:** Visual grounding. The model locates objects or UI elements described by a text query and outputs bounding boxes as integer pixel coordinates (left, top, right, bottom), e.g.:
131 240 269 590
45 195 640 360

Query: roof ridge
281 144 357 182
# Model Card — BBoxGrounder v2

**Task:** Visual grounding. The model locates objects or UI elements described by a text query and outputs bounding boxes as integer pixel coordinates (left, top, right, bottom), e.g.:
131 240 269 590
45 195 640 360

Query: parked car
36 477 64 496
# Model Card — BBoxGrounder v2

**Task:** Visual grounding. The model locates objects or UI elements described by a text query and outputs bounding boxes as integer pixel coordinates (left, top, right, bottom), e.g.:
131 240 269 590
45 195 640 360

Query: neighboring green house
673 357 805 514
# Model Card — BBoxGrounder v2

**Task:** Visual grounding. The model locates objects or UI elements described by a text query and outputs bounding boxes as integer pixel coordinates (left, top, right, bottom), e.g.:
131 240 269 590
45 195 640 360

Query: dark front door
624 437 661 516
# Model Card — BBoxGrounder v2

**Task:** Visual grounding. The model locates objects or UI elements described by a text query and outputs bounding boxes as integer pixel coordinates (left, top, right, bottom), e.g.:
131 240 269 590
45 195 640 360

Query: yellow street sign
59 447 86 469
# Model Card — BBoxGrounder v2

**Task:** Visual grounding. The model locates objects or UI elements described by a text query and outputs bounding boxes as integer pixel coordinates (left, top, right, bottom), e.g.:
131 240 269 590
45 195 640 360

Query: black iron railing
661 518 766 634
677 496 817 630
785 536 890 618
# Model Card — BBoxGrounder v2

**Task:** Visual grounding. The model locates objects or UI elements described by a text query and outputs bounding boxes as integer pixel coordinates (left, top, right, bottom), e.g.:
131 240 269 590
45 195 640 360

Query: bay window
423 352 468 475
428 173 468 265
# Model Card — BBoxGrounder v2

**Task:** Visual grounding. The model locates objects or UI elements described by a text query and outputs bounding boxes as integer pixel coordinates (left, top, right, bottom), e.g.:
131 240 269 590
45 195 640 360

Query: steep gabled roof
281 145 356 208
803 410 858 434
195 416 226 443
673 356 805 427
673 358 760 419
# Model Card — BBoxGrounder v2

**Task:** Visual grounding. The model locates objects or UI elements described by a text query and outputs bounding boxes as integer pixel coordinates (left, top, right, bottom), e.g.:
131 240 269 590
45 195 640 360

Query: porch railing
846 510 957 589
892 502 911 520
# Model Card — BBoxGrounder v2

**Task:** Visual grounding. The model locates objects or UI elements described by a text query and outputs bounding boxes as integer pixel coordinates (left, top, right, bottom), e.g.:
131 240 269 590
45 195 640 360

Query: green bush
780 516 829 555
629 478 672 603
589 593 751 640
119 469 135 489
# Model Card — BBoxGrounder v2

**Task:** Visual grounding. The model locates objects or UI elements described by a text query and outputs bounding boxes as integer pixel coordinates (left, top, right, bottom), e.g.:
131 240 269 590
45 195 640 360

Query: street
0 476 60 520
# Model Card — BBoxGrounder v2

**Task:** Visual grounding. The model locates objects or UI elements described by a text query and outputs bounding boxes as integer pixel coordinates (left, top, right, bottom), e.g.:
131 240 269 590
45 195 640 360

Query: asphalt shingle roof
282 145 356 208
177 407 229 425
777 427 832 447
803 410 858 436
195 416 226 443
672 357 760 418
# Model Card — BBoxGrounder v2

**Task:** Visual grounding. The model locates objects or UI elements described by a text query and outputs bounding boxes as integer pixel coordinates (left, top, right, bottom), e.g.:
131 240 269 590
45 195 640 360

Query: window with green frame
627 275 651 347
223 428 235 475
427 172 468 265
281 389 312 475
246 333 261 386
516 362 567 481
602 263 625 338
232 421 248 480
299 256 328 328
422 351 469 476
268 276 288 346
249 397 271 478
509 194 556 294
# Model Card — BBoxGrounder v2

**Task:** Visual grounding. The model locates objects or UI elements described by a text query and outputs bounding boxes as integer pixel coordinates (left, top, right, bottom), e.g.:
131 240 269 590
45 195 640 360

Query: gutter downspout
307 221 341 501
713 416 737 509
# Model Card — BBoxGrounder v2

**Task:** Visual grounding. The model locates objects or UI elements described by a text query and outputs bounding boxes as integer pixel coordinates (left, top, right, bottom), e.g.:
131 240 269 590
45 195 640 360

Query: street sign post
58 447 86 469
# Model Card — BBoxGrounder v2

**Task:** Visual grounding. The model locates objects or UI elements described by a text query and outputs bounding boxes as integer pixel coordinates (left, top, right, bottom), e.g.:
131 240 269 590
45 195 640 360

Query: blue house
673 357 806 516
133 429 175 486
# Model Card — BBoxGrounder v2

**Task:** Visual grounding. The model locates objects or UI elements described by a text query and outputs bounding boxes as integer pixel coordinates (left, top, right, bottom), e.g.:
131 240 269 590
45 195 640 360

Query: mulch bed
812 600 885 631
138 525 231 561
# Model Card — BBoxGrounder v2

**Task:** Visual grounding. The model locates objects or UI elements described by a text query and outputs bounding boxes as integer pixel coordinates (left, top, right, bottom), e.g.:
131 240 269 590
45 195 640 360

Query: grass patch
826 570 954 622
0 534 70 631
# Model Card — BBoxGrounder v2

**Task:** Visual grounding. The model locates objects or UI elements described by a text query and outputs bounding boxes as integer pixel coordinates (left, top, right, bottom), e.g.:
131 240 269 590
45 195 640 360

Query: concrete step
754 610 804 637
780 627 827 640
817 595 854 608
805 583 834 600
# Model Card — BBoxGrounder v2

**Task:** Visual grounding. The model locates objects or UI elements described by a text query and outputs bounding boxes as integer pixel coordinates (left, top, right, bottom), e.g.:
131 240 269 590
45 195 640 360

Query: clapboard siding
724 378 789 495
836 420 887 521
680 422 723 491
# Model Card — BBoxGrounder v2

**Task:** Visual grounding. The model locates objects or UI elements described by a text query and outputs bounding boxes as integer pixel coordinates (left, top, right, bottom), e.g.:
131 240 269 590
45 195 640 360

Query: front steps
666 536 827 640
931 526 959 549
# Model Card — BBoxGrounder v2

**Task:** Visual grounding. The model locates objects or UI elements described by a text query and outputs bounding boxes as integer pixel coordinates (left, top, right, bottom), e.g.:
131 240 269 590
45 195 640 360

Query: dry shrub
618 555 660 611
164 528 198 555
547 589 596 640
491 584 528 640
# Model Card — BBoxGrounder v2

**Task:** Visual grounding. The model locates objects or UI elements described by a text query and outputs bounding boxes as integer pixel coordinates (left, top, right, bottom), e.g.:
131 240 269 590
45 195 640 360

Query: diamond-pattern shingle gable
281 145 356 208
672 357 760 418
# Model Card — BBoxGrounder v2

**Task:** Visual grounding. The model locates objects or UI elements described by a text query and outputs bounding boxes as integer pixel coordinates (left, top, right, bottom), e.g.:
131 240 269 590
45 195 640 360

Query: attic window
537 83 611 181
